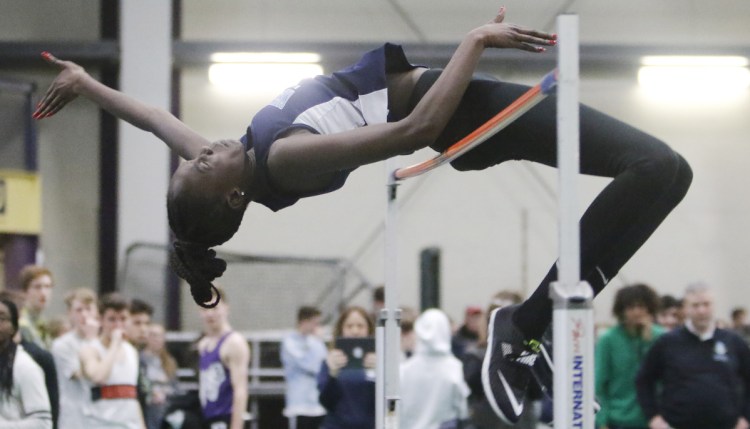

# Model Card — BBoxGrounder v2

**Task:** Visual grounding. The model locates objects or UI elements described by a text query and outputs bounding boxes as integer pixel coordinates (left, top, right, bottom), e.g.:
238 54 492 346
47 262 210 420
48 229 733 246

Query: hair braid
169 241 226 308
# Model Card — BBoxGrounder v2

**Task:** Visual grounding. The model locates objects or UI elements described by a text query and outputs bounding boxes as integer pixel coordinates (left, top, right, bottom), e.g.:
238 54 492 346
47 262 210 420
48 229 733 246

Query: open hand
477 7 556 53
34 52 88 119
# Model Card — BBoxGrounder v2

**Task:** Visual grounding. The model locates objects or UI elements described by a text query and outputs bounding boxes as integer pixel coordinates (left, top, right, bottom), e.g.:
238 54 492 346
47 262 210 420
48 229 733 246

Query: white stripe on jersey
293 88 388 134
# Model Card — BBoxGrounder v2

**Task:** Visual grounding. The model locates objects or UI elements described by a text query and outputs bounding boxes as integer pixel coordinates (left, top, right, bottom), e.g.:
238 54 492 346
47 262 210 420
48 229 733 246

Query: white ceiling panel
182 0 750 48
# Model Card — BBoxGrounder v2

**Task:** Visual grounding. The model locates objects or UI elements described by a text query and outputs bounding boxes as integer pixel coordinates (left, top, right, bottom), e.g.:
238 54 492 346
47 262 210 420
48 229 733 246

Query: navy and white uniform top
241 43 420 212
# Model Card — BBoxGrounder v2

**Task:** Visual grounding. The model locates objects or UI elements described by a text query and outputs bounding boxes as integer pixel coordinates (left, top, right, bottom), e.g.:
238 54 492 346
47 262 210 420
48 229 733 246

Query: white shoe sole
481 307 521 425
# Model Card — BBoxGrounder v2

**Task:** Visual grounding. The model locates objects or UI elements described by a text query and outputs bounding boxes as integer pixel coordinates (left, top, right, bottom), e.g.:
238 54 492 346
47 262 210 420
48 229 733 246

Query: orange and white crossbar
392 69 558 181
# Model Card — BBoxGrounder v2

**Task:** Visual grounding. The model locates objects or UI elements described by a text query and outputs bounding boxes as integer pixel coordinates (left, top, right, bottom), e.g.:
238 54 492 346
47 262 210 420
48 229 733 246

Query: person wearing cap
400 309 470 429
452 306 484 360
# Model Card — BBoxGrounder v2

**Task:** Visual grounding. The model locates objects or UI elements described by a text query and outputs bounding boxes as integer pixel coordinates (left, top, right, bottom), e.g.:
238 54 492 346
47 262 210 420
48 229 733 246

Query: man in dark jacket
636 282 750 429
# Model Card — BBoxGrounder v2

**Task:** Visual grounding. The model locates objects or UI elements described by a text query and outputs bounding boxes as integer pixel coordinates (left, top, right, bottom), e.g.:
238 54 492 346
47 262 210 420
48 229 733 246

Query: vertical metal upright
378 158 402 429
550 14 596 429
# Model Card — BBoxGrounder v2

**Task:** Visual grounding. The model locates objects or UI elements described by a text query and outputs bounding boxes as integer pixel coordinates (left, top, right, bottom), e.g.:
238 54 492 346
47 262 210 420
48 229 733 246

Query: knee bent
633 149 692 197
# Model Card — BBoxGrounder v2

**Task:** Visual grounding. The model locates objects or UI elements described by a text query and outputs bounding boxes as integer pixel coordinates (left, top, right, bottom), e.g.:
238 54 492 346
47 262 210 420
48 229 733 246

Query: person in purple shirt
197 288 250 429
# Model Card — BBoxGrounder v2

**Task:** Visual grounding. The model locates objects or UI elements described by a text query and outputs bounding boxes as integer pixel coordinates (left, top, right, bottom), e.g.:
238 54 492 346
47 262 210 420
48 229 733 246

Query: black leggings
408 69 692 339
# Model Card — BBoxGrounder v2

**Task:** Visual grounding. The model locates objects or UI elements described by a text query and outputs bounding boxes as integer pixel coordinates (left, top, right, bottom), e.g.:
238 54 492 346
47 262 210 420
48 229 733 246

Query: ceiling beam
2 40 749 71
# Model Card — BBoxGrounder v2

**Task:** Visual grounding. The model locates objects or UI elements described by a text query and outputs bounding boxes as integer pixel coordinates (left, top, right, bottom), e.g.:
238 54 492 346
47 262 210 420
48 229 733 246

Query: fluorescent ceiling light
638 55 750 104
638 66 750 90
209 63 324 94
210 52 321 63
641 55 748 67
209 51 323 95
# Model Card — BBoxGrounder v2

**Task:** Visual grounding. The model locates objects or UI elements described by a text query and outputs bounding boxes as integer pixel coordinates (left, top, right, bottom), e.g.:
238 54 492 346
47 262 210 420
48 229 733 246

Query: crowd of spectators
4 263 750 429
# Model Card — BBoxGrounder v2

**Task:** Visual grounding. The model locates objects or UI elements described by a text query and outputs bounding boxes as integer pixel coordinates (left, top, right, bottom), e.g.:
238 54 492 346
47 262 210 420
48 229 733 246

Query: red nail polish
41 51 51 58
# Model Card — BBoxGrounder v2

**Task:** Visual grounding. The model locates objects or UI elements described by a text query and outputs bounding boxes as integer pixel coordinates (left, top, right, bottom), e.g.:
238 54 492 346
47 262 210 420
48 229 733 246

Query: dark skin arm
34 53 208 160
267 7 555 192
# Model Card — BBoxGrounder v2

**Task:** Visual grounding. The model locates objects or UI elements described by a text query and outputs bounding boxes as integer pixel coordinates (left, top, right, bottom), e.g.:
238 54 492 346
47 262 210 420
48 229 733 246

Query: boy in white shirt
51 288 99 429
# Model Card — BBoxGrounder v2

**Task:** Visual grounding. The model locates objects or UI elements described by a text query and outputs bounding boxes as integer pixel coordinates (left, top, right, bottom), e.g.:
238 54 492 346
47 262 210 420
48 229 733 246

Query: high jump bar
392 69 558 181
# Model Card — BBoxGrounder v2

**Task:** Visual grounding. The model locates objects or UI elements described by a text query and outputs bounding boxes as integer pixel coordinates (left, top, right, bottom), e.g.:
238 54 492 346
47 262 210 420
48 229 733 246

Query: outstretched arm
268 7 555 181
34 52 209 160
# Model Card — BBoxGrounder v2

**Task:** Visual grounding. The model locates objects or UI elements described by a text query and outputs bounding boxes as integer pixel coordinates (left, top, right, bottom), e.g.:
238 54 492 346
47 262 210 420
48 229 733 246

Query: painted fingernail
552 33 558 39
550 39 557 45
41 51 51 59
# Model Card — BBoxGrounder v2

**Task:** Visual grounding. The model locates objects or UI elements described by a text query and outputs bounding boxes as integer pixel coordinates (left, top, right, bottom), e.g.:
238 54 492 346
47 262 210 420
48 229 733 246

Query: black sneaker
481 304 540 424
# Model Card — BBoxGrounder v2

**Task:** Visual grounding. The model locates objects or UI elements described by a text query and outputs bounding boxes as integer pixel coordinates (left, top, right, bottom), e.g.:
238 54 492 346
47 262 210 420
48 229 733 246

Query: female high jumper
34 7 691 425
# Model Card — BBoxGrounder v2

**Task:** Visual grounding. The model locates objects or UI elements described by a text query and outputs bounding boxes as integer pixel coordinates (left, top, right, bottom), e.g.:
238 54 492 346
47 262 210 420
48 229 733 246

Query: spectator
400 308 469 429
0 297 53 427
17 265 55 348
128 298 155 418
461 290 538 429
0 289 60 429
318 306 376 429
656 294 682 331
400 307 418 360
636 282 750 429
451 306 483 360
730 307 750 345
129 299 154 350
45 316 71 341
281 306 328 429
79 293 145 428
595 283 663 429
141 323 180 429
370 286 385 325
52 288 99 429
197 288 250 429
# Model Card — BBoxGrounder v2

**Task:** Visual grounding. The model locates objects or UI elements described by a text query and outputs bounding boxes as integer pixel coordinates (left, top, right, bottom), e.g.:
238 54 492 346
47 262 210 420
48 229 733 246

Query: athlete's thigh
441 78 675 178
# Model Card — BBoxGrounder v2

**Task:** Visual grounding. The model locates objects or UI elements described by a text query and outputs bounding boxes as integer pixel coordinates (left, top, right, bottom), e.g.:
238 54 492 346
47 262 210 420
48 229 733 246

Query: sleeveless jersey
199 331 235 419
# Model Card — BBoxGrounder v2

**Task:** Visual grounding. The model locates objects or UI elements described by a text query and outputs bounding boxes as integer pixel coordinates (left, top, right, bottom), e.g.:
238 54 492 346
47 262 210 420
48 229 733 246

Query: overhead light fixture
209 52 323 95
641 55 748 67
638 55 750 104
210 52 322 64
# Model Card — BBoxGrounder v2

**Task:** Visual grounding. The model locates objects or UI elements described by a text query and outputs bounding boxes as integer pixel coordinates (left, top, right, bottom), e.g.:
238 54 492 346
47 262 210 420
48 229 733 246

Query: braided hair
0 299 19 399
169 242 226 308
167 180 247 308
